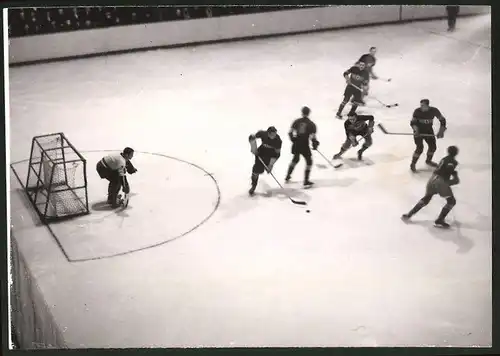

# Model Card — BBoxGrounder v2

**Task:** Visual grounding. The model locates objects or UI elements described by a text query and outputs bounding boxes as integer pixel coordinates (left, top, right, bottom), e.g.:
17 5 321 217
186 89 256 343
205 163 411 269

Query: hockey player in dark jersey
336 61 370 119
285 106 319 187
446 5 460 31
402 145 459 228
332 112 374 161
410 99 447 172
248 126 282 196
357 46 378 98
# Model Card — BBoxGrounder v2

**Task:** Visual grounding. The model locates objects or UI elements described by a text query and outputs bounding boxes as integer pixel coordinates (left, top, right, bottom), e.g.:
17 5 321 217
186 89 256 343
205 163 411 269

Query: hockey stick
257 156 307 206
350 83 398 108
329 131 373 167
316 149 343 169
377 123 436 137
371 96 398 108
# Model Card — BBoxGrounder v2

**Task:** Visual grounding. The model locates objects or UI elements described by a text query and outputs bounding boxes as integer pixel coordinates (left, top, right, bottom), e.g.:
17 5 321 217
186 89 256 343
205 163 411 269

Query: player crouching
402 146 459 228
332 113 374 161
285 106 319 187
248 126 283 196
96 147 137 208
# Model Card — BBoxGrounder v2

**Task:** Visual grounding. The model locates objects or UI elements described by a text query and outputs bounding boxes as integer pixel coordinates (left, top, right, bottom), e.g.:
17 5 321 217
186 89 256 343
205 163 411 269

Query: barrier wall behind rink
8 5 491 64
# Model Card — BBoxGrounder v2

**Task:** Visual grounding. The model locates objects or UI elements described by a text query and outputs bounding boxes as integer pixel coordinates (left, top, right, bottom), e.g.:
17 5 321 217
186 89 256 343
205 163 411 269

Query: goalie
96 147 137 207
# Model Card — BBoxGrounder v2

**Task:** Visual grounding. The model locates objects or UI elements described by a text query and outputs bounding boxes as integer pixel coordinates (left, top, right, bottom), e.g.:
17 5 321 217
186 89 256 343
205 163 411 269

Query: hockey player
446 5 460 32
357 46 378 98
336 61 370 119
285 106 319 187
96 147 137 207
402 145 459 228
357 47 377 75
410 99 447 172
248 126 282 196
333 112 374 161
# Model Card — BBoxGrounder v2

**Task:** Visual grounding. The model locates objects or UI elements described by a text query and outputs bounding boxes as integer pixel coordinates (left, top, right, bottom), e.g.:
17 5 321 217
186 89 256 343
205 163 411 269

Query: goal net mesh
25 133 89 222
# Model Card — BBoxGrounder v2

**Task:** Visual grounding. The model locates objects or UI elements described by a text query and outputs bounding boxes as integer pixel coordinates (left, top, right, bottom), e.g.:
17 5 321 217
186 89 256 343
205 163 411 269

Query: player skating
248 126 282 196
285 106 319 187
96 147 137 208
402 146 460 228
410 99 447 172
356 46 390 101
332 112 375 161
336 61 370 119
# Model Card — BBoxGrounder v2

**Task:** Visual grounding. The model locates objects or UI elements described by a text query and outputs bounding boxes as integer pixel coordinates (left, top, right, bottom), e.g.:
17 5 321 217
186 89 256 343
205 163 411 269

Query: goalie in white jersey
96 147 137 207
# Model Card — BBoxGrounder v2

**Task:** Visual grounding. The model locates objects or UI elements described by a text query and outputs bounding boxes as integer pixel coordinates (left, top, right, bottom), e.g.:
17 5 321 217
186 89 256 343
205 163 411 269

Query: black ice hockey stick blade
291 198 307 205
377 123 413 135
377 123 390 133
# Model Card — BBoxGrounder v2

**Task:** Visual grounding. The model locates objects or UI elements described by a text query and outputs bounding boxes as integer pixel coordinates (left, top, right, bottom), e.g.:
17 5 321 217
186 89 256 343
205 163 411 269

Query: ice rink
9 14 491 347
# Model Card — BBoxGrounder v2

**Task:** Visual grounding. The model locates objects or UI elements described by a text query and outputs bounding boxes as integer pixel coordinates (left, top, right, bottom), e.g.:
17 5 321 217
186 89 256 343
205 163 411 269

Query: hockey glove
412 126 420 136
312 139 319 150
449 172 460 186
367 126 374 134
249 137 258 155
126 161 138 174
437 127 446 139
266 163 274 174
122 182 130 194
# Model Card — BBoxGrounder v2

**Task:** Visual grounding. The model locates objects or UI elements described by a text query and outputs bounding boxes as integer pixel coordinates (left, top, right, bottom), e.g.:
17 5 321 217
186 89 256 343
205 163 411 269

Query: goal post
25 133 90 223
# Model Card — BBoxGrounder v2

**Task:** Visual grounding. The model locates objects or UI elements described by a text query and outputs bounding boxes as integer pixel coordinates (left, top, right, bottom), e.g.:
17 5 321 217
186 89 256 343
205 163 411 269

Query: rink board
8 5 490 65
8 16 492 348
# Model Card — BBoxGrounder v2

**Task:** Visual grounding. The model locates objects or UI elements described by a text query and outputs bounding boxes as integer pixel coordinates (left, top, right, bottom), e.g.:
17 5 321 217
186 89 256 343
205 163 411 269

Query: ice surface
8 15 491 347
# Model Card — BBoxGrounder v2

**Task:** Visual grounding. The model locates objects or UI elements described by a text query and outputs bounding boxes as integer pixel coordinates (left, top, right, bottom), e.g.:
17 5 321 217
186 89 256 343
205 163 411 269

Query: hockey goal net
25 133 89 223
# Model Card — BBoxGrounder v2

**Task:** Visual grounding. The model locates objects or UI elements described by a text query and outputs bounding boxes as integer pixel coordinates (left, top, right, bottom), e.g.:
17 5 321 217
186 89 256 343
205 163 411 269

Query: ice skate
426 160 438 168
434 219 451 228
303 180 314 188
357 149 363 161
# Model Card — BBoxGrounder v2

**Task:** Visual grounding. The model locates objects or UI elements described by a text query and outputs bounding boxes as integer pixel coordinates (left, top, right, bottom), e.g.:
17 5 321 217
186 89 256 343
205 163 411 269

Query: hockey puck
306 210 311 213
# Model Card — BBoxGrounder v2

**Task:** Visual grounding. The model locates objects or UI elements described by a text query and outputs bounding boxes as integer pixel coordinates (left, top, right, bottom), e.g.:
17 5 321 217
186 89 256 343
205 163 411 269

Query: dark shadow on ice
302 177 357 189
91 201 115 211
90 193 138 212
315 153 405 171
406 219 475 254
260 180 310 201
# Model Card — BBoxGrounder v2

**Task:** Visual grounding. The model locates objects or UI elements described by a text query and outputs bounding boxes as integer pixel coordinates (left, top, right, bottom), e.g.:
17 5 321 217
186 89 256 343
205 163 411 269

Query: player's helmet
267 126 277 133
301 106 311 116
447 145 459 157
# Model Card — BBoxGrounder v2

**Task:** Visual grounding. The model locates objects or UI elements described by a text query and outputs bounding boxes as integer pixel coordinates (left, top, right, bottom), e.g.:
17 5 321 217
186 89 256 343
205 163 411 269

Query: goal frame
24 132 90 223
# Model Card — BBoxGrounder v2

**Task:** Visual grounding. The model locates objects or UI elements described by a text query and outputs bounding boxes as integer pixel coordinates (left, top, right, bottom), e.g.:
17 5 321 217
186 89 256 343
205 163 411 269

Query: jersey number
298 123 308 135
